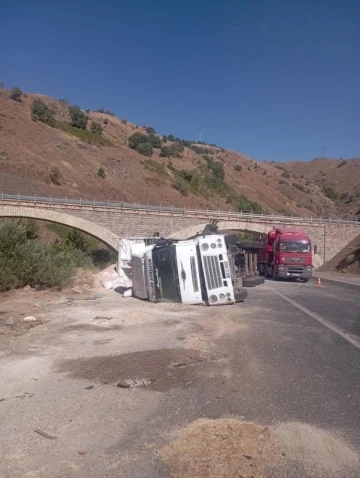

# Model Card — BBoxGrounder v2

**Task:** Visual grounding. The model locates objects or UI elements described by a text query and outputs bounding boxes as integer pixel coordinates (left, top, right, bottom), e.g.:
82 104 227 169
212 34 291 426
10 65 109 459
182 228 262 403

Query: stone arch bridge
1 195 359 268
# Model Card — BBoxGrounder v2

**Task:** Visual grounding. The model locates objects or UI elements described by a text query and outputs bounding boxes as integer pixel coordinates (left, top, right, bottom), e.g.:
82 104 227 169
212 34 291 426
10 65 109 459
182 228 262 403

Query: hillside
0 85 358 219
279 158 360 219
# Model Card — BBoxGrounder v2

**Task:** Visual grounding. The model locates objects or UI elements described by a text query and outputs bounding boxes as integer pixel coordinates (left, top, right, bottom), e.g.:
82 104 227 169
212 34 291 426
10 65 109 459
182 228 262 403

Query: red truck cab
258 228 313 281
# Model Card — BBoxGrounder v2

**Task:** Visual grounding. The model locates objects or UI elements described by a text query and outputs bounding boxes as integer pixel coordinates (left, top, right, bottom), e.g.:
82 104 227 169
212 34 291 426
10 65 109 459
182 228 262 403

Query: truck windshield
280 242 310 253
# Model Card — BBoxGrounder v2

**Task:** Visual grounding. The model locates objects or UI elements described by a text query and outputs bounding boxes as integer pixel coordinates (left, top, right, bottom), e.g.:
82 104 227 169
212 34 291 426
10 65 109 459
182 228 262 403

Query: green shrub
190 145 212 155
90 121 103 136
234 164 242 172
160 142 184 158
337 160 347 168
31 99 56 126
121 119 128 124
145 126 156 135
144 159 167 176
91 249 117 268
136 142 153 157
148 133 162 148
0 220 81 291
9 86 23 101
95 108 116 116
0 150 9 161
97 167 105 178
50 166 61 185
281 170 291 178
292 183 306 192
128 132 149 149
162 135 168 143
103 118 109 125
172 176 190 196
68 106 88 129
211 161 225 180
323 185 338 201
56 121 113 146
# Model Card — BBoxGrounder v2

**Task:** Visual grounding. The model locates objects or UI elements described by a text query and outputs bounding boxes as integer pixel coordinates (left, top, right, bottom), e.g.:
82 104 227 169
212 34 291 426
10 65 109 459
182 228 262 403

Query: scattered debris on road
117 378 156 391
34 429 57 440
23 316 37 322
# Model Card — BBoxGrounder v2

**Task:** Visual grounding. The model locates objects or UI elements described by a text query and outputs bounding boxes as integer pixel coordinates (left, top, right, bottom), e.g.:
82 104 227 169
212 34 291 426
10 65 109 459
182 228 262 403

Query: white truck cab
131 234 236 306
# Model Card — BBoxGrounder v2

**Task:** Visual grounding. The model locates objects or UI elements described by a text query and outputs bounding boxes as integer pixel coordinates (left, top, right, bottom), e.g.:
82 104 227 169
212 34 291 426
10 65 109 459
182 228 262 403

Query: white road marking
272 289 360 351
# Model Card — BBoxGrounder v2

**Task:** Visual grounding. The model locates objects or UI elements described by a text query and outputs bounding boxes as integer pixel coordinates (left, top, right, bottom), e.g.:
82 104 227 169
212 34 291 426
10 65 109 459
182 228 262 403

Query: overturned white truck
124 225 247 306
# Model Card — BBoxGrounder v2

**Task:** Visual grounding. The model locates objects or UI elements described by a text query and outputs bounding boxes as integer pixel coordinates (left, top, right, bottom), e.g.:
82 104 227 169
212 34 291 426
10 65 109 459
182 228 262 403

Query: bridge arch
170 220 273 240
0 205 120 250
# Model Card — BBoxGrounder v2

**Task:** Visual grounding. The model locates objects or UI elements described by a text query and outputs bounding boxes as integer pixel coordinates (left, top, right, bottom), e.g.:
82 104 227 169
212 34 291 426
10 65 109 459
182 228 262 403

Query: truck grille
284 257 306 264
287 265 305 274
190 256 199 292
203 255 222 290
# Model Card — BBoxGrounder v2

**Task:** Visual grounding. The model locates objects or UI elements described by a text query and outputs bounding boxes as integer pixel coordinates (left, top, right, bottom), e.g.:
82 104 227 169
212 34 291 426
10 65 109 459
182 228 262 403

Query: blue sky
1 0 359 161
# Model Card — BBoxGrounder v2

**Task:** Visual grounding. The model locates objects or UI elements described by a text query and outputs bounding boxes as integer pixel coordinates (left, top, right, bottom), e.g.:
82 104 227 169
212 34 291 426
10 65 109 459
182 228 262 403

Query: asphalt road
1 279 359 477
111 278 360 477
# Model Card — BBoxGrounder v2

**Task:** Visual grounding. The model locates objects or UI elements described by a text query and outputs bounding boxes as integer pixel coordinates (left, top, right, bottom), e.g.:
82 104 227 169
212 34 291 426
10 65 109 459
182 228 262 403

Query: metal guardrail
0 192 359 226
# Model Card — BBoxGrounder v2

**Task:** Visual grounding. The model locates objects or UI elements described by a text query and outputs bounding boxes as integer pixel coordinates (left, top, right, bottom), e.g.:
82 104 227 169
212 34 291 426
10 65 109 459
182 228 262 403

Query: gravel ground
0 279 359 477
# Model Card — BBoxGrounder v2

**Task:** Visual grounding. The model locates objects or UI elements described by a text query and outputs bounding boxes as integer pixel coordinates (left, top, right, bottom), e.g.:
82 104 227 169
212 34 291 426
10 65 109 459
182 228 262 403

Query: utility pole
198 125 203 143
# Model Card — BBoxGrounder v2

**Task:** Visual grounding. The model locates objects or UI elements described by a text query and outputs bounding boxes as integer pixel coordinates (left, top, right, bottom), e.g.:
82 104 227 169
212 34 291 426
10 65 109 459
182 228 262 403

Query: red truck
258 228 313 281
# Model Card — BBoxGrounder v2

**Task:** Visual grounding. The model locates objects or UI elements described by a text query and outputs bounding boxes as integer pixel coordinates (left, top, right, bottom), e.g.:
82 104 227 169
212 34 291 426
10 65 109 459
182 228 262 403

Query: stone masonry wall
1 202 359 268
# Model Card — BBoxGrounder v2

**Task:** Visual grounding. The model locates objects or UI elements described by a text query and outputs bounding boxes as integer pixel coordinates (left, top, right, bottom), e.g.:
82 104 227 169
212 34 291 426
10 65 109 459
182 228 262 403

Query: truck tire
243 277 257 287
234 289 247 302
301 278 309 283
257 276 265 285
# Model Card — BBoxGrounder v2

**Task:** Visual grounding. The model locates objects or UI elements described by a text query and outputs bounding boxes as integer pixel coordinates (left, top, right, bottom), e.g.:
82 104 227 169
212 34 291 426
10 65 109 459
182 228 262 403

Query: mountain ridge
0 86 359 219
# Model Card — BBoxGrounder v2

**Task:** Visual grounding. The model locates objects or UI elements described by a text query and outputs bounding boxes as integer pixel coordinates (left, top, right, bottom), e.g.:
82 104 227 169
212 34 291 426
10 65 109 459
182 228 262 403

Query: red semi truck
258 228 313 281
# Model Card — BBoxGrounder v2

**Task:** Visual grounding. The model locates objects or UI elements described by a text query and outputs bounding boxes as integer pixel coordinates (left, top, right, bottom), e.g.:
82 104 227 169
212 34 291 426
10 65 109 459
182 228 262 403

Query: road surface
0 279 359 477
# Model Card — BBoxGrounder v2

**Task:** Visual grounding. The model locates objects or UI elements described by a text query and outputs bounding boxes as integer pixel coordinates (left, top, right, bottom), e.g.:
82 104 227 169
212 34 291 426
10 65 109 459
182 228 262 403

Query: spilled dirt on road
56 348 224 392
159 418 360 478
275 421 360 477
159 419 277 478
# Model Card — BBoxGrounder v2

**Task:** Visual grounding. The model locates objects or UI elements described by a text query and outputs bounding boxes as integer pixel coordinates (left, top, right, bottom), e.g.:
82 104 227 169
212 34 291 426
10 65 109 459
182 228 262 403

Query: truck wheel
243 277 257 287
271 267 278 281
234 289 247 302
302 278 309 283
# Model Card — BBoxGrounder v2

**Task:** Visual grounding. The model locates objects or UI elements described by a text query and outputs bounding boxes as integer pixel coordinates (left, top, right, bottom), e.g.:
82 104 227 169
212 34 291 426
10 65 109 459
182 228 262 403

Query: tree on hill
128 132 149 149
9 86 23 102
148 133 162 149
90 121 103 136
145 126 156 135
68 106 88 129
31 100 56 127
136 142 153 157
160 142 184 158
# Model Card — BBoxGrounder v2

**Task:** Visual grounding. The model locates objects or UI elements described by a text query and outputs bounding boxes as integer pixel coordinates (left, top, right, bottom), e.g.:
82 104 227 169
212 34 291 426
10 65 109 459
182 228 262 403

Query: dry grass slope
0 86 358 220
